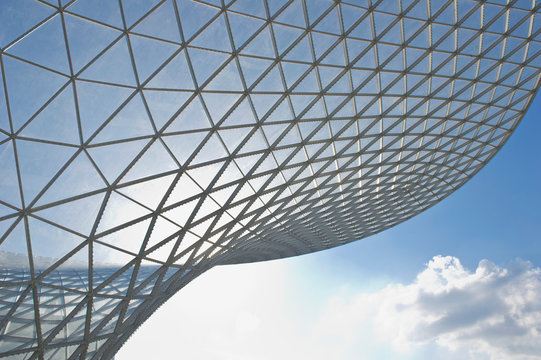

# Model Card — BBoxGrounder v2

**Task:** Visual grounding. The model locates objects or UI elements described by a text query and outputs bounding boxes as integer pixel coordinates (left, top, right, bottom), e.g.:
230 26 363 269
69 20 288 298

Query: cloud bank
319 256 541 360
118 256 541 360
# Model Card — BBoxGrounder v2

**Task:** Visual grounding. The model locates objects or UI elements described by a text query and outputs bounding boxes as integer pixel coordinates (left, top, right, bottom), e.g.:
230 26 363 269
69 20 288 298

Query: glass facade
1 0 540 358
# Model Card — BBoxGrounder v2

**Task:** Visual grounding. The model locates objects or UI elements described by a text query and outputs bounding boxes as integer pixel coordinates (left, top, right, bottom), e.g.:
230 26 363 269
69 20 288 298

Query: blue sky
118 93 541 359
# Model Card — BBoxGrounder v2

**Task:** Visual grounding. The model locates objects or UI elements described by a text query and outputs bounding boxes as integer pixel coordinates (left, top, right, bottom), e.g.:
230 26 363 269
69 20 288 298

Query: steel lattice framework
0 0 540 358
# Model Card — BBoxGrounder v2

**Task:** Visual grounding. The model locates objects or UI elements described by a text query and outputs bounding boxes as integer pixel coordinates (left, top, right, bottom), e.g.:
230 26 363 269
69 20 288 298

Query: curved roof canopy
1 0 540 358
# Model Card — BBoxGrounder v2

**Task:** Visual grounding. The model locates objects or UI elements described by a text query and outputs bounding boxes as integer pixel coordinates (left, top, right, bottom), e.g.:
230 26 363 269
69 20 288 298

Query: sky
117 93 541 358
0 1 540 359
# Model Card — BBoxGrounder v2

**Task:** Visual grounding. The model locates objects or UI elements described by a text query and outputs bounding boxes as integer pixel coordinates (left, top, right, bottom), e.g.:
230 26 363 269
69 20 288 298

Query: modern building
1 0 540 358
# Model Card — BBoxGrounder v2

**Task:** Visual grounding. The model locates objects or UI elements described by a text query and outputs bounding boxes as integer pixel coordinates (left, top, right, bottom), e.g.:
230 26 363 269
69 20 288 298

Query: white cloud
317 255 541 360
117 256 541 360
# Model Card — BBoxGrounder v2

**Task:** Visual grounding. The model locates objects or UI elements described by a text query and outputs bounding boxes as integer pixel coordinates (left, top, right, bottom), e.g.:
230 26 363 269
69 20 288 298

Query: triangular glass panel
187 162 224 189
205 61 244 91
176 0 220 41
262 123 289 145
190 14 232 52
274 0 305 27
201 92 242 123
346 38 371 64
210 185 236 207
311 122 332 142
0 141 22 207
277 126 302 147
121 140 178 182
76 81 134 142
409 26 430 48
264 97 294 122
120 174 176 212
235 153 263 175
330 119 351 136
162 131 207 165
290 94 317 116
97 192 151 233
132 0 181 43
6 14 69 74
238 56 274 88
314 7 341 35
298 120 323 140
3 56 68 132
35 193 105 236
214 161 244 187
163 199 199 228
221 98 257 126
0 70 9 133
241 25 276 58
88 297 120 337
27 217 86 266
218 127 252 153
349 16 373 41
144 219 180 259
328 72 352 94
93 266 133 297
324 95 347 114
187 48 229 85
0 220 29 268
173 231 201 258
79 36 137 86
318 65 343 89
0 0 54 48
228 11 266 49
164 96 211 133
272 23 305 55
93 93 155 143
281 61 311 89
16 140 77 203
193 196 221 223
239 129 267 154
292 69 320 93
321 40 347 66
254 64 286 92
356 74 378 96
229 0 266 17
267 0 290 17
380 22 403 45
192 133 228 164
306 0 335 25
302 98 326 119
19 84 79 145
143 90 192 130
67 0 123 28
87 139 149 183
340 3 366 32
37 151 106 206
146 51 195 90
311 31 339 61
283 34 313 62
129 34 180 83
122 0 162 28
250 93 283 119
374 11 396 38
334 99 356 118
64 14 121 73
165 173 203 207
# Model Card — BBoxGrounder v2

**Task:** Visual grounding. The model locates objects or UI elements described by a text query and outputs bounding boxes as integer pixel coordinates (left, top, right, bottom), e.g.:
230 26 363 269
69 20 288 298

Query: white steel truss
0 0 540 359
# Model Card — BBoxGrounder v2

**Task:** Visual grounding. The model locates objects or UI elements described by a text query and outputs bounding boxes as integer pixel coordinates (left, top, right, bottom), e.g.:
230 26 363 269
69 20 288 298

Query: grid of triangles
1 0 540 358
